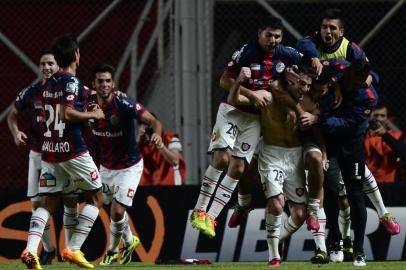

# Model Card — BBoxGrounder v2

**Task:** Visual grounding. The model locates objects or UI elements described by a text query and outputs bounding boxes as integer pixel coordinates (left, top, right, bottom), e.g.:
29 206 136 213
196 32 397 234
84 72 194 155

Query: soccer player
88 64 163 265
190 16 302 238
8 50 79 266
228 65 317 267
20 34 105 269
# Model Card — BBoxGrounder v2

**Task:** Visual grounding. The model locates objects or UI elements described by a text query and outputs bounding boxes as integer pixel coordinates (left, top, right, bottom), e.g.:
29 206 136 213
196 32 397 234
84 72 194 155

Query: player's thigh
39 161 70 194
208 103 242 152
61 153 102 191
28 150 42 201
233 113 261 164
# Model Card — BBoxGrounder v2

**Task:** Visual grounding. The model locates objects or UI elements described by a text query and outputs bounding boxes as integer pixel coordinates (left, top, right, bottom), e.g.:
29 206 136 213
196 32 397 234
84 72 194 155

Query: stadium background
1 0 406 263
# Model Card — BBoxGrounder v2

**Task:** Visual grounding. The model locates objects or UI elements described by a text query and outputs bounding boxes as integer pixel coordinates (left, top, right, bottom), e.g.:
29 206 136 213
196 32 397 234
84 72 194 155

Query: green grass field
2 261 406 270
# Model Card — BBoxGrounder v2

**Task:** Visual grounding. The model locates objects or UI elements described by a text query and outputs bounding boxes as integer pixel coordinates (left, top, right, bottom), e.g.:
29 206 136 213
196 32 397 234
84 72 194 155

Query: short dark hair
348 58 371 78
315 68 333 85
51 34 79 68
258 16 284 32
320 8 344 29
91 64 116 80
39 49 53 60
296 65 316 79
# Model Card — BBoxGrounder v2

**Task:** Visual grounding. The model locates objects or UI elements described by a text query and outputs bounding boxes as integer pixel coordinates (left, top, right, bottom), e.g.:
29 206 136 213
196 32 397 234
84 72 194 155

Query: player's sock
194 165 223 211
108 215 127 252
121 212 133 246
363 168 387 217
27 208 50 255
207 174 238 219
313 208 327 252
63 205 78 244
238 193 252 208
41 219 54 252
339 207 351 239
68 204 99 252
280 216 300 241
266 212 282 260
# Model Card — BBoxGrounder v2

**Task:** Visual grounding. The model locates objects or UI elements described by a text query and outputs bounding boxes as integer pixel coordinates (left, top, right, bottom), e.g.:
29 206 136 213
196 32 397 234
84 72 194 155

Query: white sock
363 167 387 217
207 174 238 219
280 216 300 241
194 165 223 211
27 208 50 255
68 204 99 252
266 212 282 260
63 205 78 244
121 212 134 246
238 193 252 208
313 208 327 252
109 215 127 252
307 198 320 214
41 218 54 252
339 207 351 239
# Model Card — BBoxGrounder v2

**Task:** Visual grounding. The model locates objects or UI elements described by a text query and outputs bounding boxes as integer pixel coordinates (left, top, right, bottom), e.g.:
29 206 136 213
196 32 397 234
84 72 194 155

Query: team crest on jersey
66 94 75 101
90 170 99 181
39 172 56 187
241 142 251 152
66 82 79 95
110 115 120 125
275 62 285 73
127 188 135 199
295 187 305 197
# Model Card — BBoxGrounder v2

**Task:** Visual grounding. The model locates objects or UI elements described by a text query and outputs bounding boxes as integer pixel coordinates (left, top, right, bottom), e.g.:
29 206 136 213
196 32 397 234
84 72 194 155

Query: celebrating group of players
8 35 164 269
190 9 400 267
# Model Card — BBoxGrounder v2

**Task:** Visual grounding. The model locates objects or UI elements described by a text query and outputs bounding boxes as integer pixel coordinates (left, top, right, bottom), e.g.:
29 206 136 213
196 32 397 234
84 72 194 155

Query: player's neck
61 65 76 76
97 93 113 107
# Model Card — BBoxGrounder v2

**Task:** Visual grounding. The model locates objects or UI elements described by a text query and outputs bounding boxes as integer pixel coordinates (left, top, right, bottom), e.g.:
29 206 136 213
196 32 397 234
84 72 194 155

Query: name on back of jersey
42 141 70 152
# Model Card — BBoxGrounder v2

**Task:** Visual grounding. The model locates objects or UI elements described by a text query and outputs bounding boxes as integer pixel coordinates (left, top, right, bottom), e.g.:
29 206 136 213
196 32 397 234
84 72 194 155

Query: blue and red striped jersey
14 82 45 152
223 41 302 114
88 93 145 169
41 71 89 162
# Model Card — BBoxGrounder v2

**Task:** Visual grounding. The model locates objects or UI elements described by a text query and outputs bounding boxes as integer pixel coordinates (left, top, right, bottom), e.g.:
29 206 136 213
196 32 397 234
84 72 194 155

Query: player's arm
140 110 163 149
63 105 104 123
296 35 323 75
7 106 27 146
227 67 252 105
157 136 182 166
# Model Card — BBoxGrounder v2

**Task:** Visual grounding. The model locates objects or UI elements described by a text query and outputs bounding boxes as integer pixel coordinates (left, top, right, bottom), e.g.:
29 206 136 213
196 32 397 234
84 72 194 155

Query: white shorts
27 150 42 201
39 152 101 195
302 143 322 162
259 145 307 204
208 103 260 163
101 159 143 207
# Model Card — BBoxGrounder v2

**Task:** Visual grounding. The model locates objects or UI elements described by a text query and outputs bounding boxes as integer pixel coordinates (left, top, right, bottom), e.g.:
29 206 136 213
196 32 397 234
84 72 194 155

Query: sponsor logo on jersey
92 130 123 137
39 172 56 187
90 170 99 181
66 94 75 101
250 64 261 70
127 188 135 199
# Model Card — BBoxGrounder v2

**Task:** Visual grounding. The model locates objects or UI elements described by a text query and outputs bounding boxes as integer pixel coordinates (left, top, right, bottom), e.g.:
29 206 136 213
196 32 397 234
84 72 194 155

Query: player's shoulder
276 44 300 55
232 42 256 62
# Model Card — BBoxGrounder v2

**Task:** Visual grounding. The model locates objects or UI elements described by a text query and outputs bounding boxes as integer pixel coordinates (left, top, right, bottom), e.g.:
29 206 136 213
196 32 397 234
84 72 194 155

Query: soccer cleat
39 249 56 265
310 248 329 264
62 247 94 269
21 248 42 269
202 215 217 238
343 237 353 261
380 212 400 235
119 235 140 264
329 242 343 263
353 252 366 267
99 250 118 266
278 240 286 261
268 258 281 267
190 210 207 232
228 203 252 228
306 213 320 231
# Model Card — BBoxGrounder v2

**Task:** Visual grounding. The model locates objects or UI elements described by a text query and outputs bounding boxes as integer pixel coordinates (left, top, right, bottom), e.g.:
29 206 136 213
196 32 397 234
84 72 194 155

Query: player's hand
13 131 27 146
237 67 251 83
300 112 318 127
114 90 127 97
331 83 343 109
90 106 105 120
150 133 163 147
311 58 323 77
284 66 300 85
250 90 272 108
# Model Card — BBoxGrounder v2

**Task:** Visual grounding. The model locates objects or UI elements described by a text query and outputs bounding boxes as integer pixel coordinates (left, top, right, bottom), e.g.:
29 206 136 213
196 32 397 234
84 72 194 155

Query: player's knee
267 197 283 215
305 151 323 169
292 207 307 224
212 150 230 170
110 201 126 222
